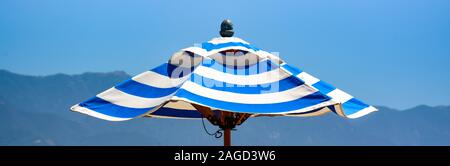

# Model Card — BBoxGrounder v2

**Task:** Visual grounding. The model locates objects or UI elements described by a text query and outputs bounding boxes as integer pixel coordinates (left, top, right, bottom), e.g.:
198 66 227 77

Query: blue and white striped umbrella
71 37 377 121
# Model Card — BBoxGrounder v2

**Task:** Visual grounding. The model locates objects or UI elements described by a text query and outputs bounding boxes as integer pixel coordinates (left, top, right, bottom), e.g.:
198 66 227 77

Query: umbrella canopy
70 37 377 122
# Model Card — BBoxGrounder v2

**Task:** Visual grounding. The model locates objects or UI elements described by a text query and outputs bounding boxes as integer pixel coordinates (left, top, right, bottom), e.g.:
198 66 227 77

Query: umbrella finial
220 19 234 37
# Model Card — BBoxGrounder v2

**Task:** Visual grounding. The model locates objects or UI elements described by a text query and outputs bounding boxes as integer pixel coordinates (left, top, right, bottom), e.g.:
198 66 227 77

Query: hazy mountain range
1 69 449 146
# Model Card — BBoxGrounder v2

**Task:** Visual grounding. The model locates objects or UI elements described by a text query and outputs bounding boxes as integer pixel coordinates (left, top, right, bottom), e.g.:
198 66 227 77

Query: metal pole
224 128 231 146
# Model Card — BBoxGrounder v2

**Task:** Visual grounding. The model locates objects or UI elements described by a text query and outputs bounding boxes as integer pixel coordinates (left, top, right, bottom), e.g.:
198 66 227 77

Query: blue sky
0 0 449 109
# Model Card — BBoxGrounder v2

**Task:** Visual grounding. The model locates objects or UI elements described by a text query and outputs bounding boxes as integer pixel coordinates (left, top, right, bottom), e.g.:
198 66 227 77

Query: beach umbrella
70 20 377 146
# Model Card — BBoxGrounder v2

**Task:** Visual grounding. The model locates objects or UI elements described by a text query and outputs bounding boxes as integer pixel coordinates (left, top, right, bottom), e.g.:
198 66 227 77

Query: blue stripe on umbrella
312 80 336 95
202 59 279 75
281 64 303 76
342 98 370 116
79 97 154 118
202 42 260 51
151 63 194 78
115 79 179 98
190 74 304 94
175 89 331 114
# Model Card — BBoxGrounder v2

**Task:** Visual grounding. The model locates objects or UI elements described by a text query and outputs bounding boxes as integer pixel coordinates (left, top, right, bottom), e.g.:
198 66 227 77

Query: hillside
1 69 449 145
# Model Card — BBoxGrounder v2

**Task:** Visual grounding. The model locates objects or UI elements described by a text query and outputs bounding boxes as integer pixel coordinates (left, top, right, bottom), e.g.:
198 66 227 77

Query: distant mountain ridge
1 69 449 145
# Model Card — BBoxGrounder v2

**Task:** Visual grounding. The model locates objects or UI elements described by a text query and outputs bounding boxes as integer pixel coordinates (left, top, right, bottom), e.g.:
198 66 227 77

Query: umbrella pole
224 128 231 146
